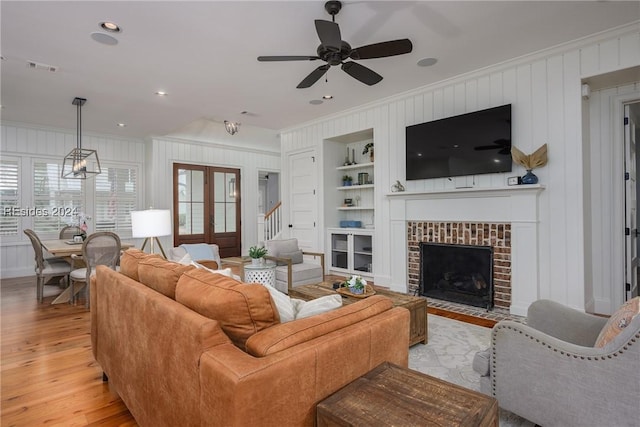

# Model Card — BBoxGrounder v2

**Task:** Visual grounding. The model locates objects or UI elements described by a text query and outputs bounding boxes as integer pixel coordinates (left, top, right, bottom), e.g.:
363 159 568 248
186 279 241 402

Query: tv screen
405 104 512 180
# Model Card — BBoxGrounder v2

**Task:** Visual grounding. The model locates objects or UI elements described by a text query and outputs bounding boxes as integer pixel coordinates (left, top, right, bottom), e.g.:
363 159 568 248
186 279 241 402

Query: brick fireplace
387 185 544 316
407 222 511 310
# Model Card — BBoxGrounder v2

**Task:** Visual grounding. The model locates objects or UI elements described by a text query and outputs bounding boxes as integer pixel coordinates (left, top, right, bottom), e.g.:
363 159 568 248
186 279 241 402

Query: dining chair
23 229 72 303
69 232 121 308
59 225 85 240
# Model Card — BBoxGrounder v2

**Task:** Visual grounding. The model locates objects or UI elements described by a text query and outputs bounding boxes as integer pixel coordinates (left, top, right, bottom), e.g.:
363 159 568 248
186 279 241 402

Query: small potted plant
343 275 367 295
248 245 268 265
362 142 374 162
342 175 353 187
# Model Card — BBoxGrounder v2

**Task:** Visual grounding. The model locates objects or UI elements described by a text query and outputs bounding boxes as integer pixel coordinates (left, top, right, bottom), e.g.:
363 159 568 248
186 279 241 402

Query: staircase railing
258 201 282 243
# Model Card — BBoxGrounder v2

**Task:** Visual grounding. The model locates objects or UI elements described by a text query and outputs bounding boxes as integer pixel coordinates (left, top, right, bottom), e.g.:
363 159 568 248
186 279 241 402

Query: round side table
244 261 277 287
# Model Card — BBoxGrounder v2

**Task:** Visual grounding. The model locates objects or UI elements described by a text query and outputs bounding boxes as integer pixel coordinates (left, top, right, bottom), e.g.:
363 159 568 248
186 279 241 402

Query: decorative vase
343 181 352 187
521 169 538 185
349 285 364 295
251 258 261 266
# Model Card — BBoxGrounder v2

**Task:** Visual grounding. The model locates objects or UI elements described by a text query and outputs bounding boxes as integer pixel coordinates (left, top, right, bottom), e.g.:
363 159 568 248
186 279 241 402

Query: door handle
288 224 293 228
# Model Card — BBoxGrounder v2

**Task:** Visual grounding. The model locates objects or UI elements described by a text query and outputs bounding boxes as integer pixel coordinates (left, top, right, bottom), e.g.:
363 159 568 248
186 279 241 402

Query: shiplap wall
147 136 280 255
280 22 640 312
0 122 146 278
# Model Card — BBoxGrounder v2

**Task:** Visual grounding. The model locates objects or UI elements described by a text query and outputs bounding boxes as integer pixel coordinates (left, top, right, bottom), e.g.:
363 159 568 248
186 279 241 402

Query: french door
173 163 241 257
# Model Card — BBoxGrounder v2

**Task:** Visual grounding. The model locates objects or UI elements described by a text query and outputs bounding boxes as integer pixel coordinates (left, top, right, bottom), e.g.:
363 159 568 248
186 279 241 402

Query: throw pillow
295 295 343 319
277 250 304 265
262 284 296 323
594 296 640 347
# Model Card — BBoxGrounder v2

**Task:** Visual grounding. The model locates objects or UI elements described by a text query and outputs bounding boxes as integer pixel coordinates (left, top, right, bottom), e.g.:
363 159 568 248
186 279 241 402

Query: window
33 160 84 235
95 165 138 236
0 158 19 236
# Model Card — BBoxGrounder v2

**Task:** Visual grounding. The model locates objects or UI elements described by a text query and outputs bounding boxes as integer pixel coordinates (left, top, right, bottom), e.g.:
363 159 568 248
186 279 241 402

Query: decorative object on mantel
391 180 405 192
362 142 374 162
511 143 548 185
248 245 268 265
62 97 101 179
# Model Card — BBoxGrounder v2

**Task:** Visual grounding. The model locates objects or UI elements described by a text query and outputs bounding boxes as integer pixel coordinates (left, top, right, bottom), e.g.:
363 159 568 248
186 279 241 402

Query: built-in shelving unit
327 228 373 278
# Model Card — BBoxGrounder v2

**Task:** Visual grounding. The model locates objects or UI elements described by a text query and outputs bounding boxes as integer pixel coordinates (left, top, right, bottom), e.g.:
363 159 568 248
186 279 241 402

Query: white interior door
287 149 318 250
624 103 639 300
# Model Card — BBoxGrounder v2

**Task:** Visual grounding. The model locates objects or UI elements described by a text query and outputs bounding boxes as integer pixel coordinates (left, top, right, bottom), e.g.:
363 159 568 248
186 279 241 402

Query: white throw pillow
261 284 342 322
262 284 296 322
295 295 343 319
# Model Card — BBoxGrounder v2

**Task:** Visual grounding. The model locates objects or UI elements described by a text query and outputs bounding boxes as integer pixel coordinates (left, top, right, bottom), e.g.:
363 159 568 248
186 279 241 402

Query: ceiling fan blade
350 39 413 60
297 64 330 89
315 20 342 51
341 62 383 86
257 56 320 62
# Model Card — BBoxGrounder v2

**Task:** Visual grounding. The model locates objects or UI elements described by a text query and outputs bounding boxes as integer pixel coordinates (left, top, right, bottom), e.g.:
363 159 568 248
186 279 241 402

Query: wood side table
317 362 499 427
289 281 427 346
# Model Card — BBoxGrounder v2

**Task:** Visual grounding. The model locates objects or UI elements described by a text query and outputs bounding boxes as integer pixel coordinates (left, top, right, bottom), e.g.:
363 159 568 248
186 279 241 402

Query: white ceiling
1 1 639 140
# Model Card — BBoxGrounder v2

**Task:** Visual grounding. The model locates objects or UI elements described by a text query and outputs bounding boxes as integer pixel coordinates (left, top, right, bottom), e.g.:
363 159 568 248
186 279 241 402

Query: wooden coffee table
316 362 498 427
289 281 427 346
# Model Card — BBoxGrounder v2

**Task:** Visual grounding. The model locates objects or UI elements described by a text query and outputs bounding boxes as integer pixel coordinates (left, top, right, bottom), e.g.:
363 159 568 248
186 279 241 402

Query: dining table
40 238 134 304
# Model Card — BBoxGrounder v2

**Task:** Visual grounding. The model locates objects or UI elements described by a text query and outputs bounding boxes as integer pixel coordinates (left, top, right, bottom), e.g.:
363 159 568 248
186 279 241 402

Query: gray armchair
473 299 640 427
264 238 324 294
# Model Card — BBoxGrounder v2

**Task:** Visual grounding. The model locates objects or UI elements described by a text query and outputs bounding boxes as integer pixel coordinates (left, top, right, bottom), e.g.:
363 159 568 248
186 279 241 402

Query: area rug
408 315 535 427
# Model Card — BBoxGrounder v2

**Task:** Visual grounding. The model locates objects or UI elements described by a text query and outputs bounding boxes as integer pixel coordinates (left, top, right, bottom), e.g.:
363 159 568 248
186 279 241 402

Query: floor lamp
131 209 171 258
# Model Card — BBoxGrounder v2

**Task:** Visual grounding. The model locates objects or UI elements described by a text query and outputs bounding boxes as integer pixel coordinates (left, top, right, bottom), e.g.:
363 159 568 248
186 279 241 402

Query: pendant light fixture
62 97 101 179
224 120 240 135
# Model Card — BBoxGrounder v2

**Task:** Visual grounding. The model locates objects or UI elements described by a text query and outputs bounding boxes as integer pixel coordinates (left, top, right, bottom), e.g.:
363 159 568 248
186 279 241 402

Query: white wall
280 22 640 313
0 122 146 278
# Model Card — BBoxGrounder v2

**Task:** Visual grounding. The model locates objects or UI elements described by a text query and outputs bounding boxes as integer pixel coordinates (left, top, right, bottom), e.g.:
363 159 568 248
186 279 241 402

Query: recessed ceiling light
417 57 438 67
117 123 127 127
309 99 323 105
100 21 122 33
155 91 168 96
322 95 333 100
90 32 118 46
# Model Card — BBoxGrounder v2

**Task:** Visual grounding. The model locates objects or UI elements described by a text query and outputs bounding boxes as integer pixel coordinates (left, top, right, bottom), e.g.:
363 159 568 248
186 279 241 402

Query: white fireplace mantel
387 184 545 316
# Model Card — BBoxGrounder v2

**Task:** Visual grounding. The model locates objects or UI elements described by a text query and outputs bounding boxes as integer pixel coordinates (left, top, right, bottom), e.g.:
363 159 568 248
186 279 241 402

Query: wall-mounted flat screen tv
406 104 512 180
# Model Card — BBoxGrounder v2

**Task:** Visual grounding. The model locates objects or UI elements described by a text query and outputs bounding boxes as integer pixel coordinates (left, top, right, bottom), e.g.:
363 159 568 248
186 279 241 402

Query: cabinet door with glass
327 228 373 278
173 163 241 257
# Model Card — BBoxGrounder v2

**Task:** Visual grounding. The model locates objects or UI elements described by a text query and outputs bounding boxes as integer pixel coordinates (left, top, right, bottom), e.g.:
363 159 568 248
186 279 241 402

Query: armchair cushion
595 296 640 347
275 263 322 284
176 269 280 348
278 250 303 265
265 238 299 257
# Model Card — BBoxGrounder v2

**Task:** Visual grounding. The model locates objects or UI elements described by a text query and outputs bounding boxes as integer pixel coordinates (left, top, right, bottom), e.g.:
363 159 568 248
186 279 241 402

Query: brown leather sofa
90 249 410 427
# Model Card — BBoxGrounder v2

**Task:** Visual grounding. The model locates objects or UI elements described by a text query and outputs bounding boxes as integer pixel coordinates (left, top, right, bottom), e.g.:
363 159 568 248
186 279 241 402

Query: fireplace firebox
419 242 494 309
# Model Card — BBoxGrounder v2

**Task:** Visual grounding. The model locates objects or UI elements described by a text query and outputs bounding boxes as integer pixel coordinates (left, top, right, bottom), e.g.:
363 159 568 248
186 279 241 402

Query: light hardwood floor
1 276 136 426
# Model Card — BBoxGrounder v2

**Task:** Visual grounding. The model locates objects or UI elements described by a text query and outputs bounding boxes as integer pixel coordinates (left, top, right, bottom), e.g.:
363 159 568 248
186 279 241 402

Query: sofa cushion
245 295 393 357
120 248 161 281
138 257 195 299
595 296 640 347
176 269 280 348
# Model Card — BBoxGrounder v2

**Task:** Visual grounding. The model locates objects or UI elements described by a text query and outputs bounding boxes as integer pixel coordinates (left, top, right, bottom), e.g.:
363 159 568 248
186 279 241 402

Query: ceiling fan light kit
224 120 240 135
257 0 413 89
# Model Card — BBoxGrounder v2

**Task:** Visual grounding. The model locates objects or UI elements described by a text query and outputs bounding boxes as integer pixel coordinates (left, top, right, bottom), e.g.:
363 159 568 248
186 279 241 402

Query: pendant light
224 120 240 135
62 97 101 179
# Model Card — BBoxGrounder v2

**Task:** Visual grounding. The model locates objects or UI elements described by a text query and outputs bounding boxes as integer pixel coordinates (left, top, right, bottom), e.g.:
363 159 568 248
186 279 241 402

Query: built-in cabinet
327 228 373 278
336 162 374 213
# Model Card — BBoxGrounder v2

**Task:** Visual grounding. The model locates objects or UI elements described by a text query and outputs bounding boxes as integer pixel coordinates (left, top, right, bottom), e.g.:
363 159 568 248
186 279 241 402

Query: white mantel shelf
386 184 545 199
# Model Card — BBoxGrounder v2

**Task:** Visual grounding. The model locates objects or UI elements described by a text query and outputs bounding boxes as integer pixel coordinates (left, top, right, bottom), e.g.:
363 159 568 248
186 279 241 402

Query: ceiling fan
257 1 413 89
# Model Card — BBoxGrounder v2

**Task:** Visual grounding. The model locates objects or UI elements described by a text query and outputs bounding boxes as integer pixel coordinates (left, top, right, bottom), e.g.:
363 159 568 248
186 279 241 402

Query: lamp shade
131 209 171 238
